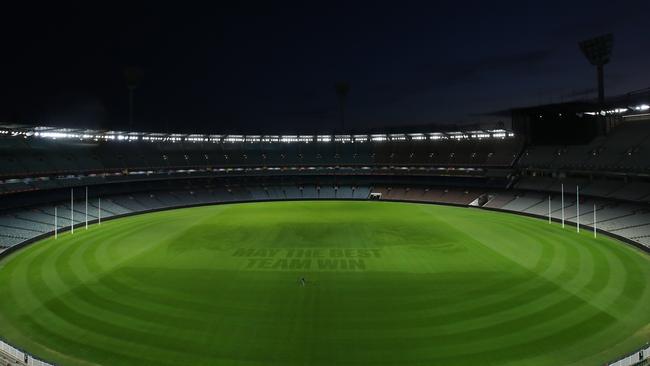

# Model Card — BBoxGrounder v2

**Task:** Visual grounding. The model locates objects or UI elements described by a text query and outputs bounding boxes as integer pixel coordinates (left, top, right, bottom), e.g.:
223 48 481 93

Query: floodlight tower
124 67 143 130
335 81 350 131
579 34 613 105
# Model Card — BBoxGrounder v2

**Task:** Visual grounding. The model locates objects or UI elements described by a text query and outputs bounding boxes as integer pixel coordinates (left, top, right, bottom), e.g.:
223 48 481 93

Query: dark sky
1 1 649 133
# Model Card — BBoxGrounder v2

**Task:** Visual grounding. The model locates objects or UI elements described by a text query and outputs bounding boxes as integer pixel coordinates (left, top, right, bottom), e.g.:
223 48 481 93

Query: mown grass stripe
0 201 648 366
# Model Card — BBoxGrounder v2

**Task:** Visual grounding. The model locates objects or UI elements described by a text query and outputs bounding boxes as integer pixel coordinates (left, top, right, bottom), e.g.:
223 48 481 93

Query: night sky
1 1 649 134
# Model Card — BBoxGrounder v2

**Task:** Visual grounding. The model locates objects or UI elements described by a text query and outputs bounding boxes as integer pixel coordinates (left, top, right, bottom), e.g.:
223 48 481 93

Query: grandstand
2 116 650 253
0 125 521 249
518 119 650 173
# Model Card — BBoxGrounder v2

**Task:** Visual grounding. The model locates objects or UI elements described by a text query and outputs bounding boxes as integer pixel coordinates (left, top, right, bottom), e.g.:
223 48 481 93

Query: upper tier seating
0 135 524 180
518 120 650 173
515 177 650 204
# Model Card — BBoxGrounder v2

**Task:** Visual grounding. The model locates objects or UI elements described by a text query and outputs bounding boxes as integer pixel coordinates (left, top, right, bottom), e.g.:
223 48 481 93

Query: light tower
335 81 350 131
579 34 613 105
124 67 143 130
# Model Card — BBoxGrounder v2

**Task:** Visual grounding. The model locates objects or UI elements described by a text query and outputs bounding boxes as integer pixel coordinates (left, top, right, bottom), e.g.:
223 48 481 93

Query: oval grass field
0 201 649 366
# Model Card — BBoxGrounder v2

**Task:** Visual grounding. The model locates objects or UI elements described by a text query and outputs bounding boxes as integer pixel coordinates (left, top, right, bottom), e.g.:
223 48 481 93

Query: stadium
2 5 650 366
2 90 650 365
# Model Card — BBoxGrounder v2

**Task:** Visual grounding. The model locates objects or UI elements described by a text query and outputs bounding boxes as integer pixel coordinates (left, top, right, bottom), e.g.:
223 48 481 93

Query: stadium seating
15 181 650 254
518 119 650 172
0 131 523 183
0 184 375 249
2 121 650 252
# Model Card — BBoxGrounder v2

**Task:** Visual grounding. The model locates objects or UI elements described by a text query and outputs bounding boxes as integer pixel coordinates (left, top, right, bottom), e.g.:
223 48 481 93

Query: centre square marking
232 248 382 271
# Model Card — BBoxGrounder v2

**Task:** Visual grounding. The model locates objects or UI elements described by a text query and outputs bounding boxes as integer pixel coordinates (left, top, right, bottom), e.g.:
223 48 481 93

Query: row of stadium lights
2 105 647 141
583 104 650 116
0 128 514 143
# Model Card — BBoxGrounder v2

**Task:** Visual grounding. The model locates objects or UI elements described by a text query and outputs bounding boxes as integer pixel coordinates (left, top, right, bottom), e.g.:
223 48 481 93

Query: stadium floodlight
408 133 426 141
334 135 352 143
579 34 613 104
335 81 350 131
353 134 368 143
262 135 280 143
298 135 313 143
225 135 245 143
472 133 490 139
124 67 143 129
0 124 518 145
280 135 298 143
371 134 387 142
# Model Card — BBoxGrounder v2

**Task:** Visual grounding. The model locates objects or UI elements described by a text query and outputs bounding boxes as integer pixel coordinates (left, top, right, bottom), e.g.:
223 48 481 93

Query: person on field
299 277 306 287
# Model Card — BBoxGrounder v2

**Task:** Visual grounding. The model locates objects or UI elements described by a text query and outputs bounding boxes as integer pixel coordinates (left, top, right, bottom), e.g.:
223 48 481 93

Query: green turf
0 201 649 366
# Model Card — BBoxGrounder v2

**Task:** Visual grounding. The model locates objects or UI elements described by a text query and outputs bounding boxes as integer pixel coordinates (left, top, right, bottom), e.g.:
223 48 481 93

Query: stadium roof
488 87 650 117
